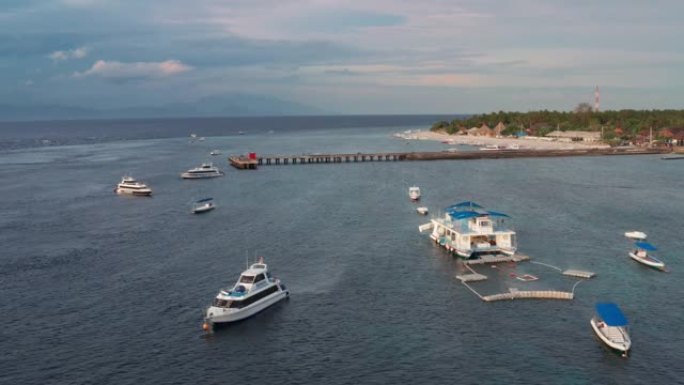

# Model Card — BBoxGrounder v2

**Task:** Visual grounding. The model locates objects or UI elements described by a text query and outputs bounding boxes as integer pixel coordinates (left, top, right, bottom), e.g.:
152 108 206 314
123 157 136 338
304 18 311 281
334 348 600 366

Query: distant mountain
0 94 325 121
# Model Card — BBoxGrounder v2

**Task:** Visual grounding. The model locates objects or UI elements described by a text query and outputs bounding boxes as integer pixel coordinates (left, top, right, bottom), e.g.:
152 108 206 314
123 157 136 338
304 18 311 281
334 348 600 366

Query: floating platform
456 273 488 282
463 254 530 265
482 289 574 302
562 269 596 279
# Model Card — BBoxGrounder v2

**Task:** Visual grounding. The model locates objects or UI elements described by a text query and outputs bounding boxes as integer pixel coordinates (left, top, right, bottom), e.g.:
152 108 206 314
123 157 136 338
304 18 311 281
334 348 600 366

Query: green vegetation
432 107 684 140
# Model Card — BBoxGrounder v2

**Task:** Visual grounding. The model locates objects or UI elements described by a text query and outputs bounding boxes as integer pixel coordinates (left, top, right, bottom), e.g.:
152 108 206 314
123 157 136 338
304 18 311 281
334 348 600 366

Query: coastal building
546 130 601 142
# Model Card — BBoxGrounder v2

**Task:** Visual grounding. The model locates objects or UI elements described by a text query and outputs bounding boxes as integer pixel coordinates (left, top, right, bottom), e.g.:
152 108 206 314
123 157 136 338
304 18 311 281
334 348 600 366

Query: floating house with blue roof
428 201 517 259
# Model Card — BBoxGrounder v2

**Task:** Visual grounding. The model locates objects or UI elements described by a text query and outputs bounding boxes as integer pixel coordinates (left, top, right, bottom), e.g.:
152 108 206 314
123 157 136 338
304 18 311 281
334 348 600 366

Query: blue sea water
1 116 683 385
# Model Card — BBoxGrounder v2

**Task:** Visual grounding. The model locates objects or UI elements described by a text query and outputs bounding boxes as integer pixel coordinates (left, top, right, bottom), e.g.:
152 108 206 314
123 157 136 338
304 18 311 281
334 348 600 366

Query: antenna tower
594 86 600 112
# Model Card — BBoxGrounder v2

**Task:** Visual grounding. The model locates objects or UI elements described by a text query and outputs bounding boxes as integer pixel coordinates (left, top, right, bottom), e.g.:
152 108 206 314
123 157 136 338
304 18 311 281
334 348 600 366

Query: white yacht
629 241 666 271
114 176 152 196
590 303 631 357
181 163 224 179
427 201 516 259
210 150 221 156
409 186 421 201
204 259 289 328
192 198 215 214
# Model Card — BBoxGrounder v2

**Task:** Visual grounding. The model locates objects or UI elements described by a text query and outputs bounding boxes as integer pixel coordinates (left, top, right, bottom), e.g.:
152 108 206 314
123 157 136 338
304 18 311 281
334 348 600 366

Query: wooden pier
229 148 667 169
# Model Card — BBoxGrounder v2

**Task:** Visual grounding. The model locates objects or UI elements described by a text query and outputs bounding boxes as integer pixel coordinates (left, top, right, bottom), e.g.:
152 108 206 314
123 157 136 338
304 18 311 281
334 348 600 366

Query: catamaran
427 201 516 259
204 258 288 328
181 163 224 179
114 176 152 196
629 241 666 271
590 303 631 357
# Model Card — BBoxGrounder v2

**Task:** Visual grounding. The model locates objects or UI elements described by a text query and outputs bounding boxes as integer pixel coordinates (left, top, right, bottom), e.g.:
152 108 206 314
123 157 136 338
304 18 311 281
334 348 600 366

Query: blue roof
196 197 214 203
448 201 483 209
448 211 480 220
595 303 628 326
635 241 657 251
487 210 510 218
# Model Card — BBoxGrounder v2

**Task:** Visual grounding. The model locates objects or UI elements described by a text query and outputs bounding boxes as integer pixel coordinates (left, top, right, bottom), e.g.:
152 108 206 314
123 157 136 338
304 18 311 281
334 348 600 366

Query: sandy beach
395 130 610 150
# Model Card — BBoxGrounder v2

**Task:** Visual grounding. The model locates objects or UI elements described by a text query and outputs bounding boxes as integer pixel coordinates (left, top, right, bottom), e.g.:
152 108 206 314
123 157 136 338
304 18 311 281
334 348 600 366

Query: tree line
431 108 684 139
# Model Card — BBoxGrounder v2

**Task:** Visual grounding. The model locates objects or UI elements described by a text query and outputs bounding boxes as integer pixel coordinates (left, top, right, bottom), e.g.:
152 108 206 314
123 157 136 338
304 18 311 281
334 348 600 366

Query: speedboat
409 186 421 201
624 231 647 240
416 207 429 215
114 176 152 196
203 258 289 328
210 150 221 156
629 241 666 271
590 303 631 357
192 198 215 214
181 163 224 179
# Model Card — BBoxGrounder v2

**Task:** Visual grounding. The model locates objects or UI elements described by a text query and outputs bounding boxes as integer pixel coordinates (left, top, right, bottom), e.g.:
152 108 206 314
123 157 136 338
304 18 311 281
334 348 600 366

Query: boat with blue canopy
590 303 631 356
427 201 516 258
192 197 215 214
629 241 665 271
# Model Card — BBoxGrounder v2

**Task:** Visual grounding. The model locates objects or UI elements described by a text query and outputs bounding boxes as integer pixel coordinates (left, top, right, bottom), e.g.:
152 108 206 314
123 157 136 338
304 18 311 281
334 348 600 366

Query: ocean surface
1 116 683 385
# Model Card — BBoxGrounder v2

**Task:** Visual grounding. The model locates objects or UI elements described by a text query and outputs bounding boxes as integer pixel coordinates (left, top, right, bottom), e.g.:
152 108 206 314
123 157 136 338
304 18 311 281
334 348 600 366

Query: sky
2 0 684 115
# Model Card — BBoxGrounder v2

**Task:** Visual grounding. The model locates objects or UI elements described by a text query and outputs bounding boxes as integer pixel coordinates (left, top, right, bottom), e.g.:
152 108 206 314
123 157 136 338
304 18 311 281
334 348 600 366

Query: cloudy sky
2 0 684 115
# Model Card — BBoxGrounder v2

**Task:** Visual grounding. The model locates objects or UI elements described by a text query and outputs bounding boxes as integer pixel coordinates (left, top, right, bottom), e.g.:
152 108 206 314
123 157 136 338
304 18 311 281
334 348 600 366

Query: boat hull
590 318 631 356
629 252 665 270
181 172 223 179
206 290 289 324
116 188 152 196
193 206 214 214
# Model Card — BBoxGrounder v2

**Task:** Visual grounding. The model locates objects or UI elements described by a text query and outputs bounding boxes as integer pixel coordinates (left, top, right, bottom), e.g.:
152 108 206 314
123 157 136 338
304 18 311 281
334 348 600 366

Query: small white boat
416 207 429 215
590 303 631 357
204 258 289 328
506 144 520 150
114 176 152 196
629 241 666 271
624 231 647 240
210 150 221 156
181 163 224 179
409 186 421 201
479 144 500 151
192 198 215 214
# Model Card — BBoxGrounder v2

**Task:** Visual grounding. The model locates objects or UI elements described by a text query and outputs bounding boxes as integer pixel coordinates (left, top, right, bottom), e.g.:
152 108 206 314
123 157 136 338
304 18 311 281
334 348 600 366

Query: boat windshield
239 275 255 283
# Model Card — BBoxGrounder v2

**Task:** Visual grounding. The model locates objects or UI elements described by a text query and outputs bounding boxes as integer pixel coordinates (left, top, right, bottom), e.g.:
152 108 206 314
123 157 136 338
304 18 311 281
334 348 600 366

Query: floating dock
562 269 596 279
482 289 574 302
229 148 668 169
456 273 488 282
463 254 530 265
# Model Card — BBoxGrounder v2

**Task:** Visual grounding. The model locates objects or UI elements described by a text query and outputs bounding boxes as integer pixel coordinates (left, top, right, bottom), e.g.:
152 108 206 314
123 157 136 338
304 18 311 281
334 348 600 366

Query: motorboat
114 176 152 196
629 241 666 271
409 186 421 201
427 201 516 259
624 231 647 240
210 150 221 156
181 163 224 179
204 258 289 328
479 144 500 151
192 198 215 214
416 207 429 215
590 303 631 357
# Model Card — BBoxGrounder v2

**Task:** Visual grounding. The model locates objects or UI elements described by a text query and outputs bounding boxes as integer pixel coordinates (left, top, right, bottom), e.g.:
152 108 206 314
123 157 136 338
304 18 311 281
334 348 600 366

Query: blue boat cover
596 303 628 326
635 241 657 251
447 201 483 209
486 210 510 218
196 197 214 203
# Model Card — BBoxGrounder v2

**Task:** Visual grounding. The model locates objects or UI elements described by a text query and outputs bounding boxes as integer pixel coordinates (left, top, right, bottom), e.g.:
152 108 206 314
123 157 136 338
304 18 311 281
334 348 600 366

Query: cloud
49 46 88 61
73 59 193 80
